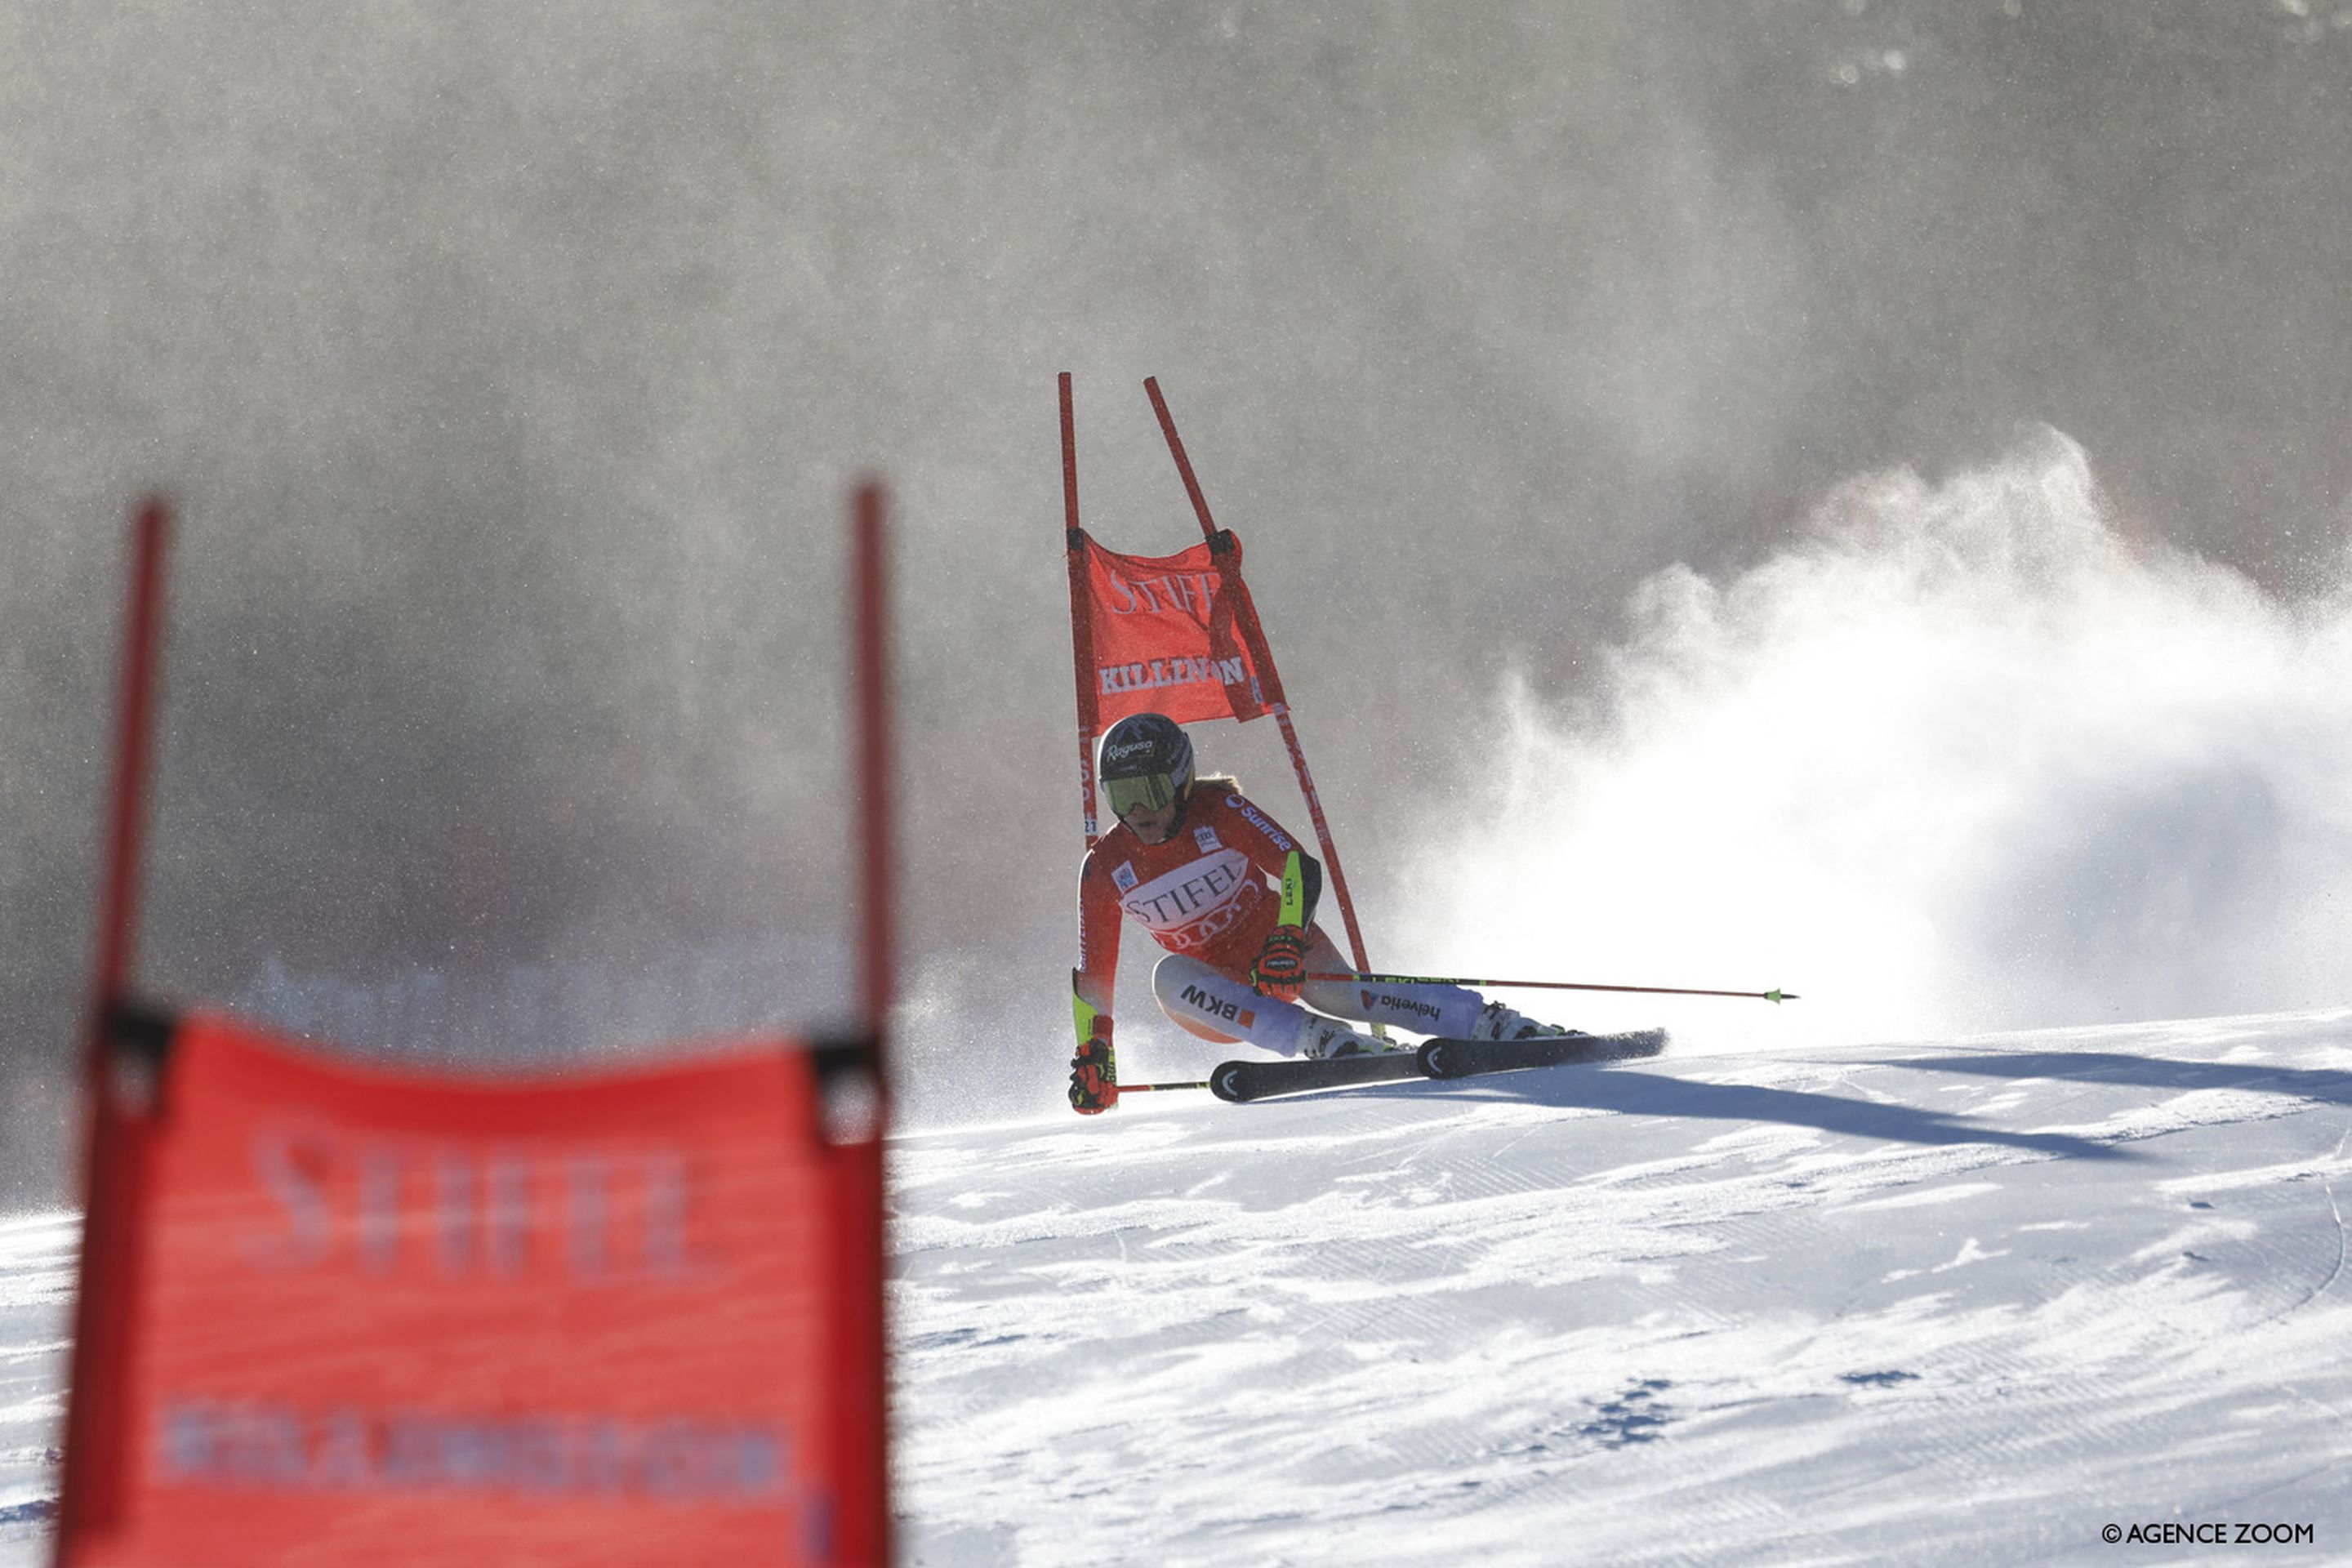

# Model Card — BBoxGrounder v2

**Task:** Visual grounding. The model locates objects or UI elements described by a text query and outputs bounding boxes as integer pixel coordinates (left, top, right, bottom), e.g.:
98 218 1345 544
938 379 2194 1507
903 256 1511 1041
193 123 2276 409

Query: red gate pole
89 497 172 1027
853 479 895 1038
1061 372 1102 847
840 479 894 1566
1143 378 1379 977
60 495 173 1540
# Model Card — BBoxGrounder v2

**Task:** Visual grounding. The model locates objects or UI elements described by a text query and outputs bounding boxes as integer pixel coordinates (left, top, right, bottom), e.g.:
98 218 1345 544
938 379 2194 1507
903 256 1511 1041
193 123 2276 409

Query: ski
1208 1049 1428 1103
1205 1029 1668 1103
1417 1028 1667 1080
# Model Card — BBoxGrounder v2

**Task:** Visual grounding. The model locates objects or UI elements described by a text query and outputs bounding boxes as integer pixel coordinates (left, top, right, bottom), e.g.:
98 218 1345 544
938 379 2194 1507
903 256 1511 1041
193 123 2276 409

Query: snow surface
4 1009 2349 1566
0 1212 71 1564
892 1009 2352 1566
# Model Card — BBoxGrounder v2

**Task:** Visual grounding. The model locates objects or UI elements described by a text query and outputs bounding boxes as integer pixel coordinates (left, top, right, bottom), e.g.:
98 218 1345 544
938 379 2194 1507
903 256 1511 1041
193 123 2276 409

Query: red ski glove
1250 926 1312 1004
1069 1033 1119 1115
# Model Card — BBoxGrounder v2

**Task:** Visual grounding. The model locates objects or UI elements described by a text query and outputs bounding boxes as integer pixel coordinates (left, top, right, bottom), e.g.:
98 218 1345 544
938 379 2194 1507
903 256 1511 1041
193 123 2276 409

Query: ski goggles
1105 769 1183 819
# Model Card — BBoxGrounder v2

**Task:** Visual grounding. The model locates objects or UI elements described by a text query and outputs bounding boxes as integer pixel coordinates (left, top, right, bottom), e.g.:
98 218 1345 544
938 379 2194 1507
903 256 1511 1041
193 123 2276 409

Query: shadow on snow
1865 1050 2352 1108
1339 1062 2128 1161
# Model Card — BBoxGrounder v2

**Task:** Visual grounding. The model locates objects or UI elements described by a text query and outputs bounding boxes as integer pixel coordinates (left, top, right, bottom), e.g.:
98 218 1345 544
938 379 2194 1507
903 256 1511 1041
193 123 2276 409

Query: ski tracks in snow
0 1214 75 1568
894 1010 2352 1566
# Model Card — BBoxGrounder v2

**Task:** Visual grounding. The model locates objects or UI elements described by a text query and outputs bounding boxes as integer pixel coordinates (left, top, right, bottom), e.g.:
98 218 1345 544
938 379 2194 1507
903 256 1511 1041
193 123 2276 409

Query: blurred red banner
59 1009 884 1567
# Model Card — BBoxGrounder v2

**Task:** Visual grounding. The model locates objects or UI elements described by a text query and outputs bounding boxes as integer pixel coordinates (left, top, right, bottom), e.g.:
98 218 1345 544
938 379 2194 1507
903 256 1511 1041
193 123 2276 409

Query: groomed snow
0 1212 73 1565
893 1009 2352 1566
2 1009 2346 1565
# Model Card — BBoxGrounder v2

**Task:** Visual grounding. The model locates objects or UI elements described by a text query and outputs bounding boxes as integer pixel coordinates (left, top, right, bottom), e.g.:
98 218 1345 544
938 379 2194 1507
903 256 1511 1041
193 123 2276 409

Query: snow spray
1396 430 2352 1054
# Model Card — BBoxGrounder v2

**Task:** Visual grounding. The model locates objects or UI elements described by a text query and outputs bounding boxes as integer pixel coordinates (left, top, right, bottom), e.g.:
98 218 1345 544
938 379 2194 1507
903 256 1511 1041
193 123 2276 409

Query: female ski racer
1068 711 1565 1114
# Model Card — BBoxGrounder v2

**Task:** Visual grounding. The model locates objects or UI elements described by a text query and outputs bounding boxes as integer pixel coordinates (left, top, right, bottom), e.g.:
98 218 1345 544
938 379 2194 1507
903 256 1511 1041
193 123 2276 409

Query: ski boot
1468 1000 1575 1042
1294 1015 1396 1061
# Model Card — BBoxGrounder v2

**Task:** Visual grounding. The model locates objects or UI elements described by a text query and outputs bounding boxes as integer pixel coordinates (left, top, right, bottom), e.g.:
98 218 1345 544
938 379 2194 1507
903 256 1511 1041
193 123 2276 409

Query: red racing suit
1076 787 1312 1021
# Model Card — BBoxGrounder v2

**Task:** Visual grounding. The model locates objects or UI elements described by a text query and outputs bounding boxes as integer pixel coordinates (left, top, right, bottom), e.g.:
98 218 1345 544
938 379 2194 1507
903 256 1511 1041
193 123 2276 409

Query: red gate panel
1069 531 1281 735
59 1009 884 1567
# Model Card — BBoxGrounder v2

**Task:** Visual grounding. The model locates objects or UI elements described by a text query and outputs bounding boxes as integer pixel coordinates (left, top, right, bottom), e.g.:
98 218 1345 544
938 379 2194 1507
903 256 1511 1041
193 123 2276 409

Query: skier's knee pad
1152 955 1294 1047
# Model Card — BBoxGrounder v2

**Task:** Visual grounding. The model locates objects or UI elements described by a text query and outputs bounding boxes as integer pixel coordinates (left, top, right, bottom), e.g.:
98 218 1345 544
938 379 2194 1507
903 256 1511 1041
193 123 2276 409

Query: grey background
6 2 2349 1200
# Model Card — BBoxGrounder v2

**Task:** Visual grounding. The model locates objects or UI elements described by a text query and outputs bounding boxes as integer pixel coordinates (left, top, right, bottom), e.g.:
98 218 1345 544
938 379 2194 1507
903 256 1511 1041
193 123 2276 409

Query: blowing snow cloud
1403 432 2352 1053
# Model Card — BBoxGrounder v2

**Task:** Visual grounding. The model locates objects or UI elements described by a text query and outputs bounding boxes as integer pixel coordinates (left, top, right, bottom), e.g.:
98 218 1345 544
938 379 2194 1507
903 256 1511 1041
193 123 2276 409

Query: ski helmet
1100 712 1194 820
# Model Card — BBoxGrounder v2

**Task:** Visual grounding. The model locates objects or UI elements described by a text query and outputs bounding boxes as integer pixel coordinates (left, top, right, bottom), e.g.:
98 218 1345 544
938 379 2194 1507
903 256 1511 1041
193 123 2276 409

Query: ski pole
1116 1080 1210 1094
1310 973 1799 1003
